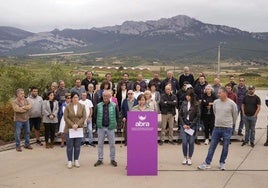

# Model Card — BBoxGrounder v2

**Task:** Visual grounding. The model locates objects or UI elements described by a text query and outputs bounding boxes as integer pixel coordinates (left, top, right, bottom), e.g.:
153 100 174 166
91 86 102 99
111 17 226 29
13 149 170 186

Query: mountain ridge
0 15 267 61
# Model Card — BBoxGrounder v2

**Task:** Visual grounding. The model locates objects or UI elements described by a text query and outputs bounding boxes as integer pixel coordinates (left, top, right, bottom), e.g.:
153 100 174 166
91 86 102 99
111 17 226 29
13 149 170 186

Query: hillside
0 15 267 61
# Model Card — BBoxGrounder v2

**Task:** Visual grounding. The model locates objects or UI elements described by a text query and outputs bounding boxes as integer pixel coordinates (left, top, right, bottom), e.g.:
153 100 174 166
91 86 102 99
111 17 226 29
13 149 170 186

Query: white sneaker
182 158 187 165
187 159 192 165
198 162 211 170
204 139 209 145
219 163 225 170
74 160 80 168
67 161 72 169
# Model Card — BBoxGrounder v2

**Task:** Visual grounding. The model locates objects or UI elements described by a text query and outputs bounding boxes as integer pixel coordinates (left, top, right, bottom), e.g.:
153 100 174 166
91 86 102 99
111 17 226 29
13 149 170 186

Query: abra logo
135 114 150 127
138 115 146 121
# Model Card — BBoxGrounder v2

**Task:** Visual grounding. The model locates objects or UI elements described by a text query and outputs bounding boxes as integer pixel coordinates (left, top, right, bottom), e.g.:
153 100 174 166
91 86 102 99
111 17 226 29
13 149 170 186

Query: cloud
0 0 267 32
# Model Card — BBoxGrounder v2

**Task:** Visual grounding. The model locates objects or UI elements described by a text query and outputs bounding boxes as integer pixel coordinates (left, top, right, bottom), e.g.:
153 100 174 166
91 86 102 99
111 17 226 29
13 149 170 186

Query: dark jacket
81 78 98 91
179 100 200 128
148 78 162 92
160 77 180 94
116 89 128 112
121 98 138 118
200 93 217 117
194 82 208 100
179 74 194 89
86 92 100 108
133 80 147 92
159 93 177 115
117 80 133 91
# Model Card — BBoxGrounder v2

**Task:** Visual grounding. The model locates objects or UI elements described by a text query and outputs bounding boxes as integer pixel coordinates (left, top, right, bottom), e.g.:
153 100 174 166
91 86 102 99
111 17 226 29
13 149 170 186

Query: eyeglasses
128 93 133 95
66 97 71 99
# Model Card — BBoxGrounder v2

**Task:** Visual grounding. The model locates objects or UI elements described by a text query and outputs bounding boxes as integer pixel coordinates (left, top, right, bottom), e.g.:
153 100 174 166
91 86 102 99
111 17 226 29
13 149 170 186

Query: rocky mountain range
0 15 267 61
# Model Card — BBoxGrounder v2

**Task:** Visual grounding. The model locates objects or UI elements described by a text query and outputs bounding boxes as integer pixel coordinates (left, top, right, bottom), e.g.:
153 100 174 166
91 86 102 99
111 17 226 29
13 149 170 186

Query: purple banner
127 111 158 176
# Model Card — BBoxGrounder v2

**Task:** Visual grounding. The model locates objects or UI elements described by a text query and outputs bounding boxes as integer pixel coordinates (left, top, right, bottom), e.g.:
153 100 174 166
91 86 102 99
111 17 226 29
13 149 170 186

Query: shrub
0 104 14 142
239 73 261 77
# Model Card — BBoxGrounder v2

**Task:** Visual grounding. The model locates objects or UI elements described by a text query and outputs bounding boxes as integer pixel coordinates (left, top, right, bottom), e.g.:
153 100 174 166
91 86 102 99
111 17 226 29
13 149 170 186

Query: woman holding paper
179 90 200 166
64 92 86 169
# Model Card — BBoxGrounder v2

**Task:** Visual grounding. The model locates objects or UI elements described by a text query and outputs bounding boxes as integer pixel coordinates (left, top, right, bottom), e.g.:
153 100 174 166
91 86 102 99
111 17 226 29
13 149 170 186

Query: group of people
12 67 267 170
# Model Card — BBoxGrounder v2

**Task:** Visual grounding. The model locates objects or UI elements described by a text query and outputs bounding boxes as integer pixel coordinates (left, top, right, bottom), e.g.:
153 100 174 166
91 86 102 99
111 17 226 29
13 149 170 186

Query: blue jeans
243 116 257 143
65 134 82 161
82 121 94 143
180 126 195 158
97 127 115 161
205 127 232 165
237 105 244 133
14 121 30 148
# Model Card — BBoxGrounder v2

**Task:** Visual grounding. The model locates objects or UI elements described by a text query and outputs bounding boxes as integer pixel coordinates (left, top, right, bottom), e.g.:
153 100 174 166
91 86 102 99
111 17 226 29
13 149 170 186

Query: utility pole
217 44 221 78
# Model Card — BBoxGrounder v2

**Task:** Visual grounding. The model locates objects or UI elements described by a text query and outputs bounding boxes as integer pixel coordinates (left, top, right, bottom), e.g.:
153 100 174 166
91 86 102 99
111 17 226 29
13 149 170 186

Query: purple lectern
127 111 158 176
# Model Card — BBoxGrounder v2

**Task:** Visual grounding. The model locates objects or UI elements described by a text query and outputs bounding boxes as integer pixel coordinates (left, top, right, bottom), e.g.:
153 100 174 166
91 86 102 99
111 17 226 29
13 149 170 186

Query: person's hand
122 118 126 122
49 114 54 120
73 124 78 130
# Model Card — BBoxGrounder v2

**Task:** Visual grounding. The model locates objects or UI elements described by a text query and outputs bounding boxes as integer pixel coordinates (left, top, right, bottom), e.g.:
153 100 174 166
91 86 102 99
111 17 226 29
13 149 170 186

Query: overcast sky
1 0 267 33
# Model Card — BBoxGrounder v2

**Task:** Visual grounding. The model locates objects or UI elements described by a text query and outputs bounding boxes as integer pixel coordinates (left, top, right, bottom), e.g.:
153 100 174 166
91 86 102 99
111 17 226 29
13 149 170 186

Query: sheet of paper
69 128 84 138
184 128 195 136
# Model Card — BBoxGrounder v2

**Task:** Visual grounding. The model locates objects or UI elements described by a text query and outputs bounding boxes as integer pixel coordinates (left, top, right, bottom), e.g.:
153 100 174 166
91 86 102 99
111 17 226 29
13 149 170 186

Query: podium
127 111 158 176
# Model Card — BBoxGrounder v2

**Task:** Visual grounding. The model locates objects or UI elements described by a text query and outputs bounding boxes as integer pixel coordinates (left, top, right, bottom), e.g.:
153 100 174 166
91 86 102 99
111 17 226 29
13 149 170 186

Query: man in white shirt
79 92 95 147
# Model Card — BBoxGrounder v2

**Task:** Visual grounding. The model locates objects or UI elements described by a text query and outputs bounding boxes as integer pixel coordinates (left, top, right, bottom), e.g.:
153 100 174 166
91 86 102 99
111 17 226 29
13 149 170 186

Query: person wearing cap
241 85 261 148
121 90 137 145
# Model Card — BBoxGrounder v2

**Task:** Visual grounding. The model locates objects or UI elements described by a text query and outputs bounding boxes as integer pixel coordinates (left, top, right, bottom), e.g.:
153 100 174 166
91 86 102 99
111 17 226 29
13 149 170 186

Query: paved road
0 90 267 188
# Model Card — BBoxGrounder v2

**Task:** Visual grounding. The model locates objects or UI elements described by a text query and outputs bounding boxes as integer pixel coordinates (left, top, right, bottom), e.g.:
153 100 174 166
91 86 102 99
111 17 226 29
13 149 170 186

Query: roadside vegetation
0 56 267 143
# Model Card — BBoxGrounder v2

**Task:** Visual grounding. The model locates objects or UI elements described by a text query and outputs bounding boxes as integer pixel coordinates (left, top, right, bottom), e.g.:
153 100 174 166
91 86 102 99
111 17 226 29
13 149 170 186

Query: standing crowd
12 67 267 170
